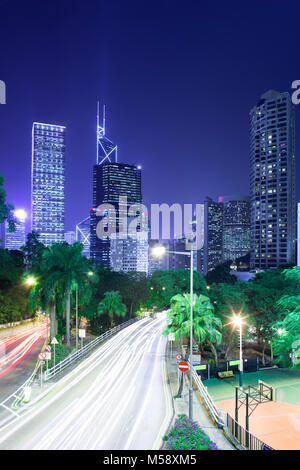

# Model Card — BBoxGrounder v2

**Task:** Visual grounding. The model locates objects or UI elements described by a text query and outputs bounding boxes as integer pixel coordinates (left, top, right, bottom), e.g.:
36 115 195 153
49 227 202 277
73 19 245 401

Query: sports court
203 368 300 450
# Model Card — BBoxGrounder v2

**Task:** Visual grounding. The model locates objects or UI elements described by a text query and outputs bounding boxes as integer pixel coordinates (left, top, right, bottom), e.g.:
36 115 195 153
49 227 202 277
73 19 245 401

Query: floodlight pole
239 322 243 388
189 249 193 421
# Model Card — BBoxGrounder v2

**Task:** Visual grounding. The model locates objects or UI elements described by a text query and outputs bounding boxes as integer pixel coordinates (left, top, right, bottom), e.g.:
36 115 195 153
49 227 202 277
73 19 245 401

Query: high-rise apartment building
250 90 296 269
31 122 65 245
219 195 251 263
5 209 27 250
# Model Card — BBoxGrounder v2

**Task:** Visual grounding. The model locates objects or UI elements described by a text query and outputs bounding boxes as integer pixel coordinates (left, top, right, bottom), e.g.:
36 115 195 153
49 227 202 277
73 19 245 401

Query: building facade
64 231 76 245
5 209 27 250
90 162 147 272
219 195 251 263
203 197 223 275
250 90 296 269
31 122 65 245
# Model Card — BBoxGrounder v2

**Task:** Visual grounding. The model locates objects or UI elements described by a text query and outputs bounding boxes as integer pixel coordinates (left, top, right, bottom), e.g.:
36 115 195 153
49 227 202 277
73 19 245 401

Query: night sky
0 0 299 232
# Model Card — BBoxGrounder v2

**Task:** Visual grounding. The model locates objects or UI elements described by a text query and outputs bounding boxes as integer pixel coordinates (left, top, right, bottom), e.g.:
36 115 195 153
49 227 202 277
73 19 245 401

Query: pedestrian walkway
165 346 235 450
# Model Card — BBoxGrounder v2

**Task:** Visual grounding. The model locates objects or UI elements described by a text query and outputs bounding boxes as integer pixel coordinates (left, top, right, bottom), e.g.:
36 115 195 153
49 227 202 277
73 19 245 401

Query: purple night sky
0 0 299 232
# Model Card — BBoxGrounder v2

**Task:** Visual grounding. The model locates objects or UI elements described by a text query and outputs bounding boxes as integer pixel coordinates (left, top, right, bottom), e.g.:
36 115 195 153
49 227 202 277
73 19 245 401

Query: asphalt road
0 323 48 402
0 314 170 450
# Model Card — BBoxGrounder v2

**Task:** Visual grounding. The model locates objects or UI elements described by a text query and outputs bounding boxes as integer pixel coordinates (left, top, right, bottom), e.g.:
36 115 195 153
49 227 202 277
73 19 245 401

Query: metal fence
226 413 274 450
44 317 142 381
188 360 226 427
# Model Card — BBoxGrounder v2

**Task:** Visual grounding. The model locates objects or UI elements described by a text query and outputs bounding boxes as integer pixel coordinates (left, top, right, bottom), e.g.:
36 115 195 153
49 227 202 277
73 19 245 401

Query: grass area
163 414 218 450
203 368 300 406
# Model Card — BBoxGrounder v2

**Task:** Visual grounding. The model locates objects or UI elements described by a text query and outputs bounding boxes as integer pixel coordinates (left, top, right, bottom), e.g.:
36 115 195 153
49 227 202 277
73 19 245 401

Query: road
0 323 48 402
0 314 171 450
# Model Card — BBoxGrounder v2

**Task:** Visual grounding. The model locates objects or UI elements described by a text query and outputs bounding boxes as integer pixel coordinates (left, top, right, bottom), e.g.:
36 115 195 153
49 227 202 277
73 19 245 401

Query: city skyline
1 1 299 233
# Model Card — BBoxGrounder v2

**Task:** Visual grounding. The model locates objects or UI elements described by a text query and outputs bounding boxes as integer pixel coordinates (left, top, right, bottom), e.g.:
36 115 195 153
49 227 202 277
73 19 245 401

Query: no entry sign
178 361 189 372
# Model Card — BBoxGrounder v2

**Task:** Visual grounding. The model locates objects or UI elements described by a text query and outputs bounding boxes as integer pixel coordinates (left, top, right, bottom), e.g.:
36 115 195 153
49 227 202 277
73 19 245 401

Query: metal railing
44 317 142 381
227 413 274 450
188 360 226 427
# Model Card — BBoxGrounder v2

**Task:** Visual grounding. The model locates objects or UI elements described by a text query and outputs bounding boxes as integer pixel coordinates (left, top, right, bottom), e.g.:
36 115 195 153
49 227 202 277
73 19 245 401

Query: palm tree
30 242 96 345
97 291 126 327
163 293 222 363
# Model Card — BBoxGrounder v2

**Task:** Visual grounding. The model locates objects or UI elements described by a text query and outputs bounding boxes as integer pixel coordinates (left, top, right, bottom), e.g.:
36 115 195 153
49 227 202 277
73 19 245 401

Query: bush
163 415 218 450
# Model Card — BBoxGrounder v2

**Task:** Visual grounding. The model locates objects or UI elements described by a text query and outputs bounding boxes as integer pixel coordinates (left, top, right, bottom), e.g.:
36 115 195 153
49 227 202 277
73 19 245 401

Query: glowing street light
25 276 37 287
152 245 167 258
231 314 245 388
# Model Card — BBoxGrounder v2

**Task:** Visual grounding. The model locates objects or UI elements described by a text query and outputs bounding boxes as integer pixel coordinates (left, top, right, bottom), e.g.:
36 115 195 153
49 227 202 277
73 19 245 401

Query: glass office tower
220 195 251 263
90 162 147 271
250 90 296 269
31 122 65 245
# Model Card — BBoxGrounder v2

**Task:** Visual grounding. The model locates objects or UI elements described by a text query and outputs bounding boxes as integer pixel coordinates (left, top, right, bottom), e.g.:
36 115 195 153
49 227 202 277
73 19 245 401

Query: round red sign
178 361 189 372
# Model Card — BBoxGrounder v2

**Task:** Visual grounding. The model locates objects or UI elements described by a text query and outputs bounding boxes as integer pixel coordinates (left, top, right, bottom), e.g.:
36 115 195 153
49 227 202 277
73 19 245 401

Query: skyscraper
31 122 66 246
203 197 223 275
249 90 296 269
90 162 144 269
219 195 251 263
5 209 27 250
90 106 147 271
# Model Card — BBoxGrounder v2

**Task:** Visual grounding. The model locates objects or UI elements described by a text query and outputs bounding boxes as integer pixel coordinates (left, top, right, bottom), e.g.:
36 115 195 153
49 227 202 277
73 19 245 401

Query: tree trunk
262 342 266 366
66 291 71 346
208 341 219 366
49 300 56 340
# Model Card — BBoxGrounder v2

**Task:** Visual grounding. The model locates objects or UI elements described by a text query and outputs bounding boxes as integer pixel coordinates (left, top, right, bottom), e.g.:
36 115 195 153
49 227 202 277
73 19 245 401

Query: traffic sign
178 361 189 372
176 353 183 361
51 337 58 345
45 345 51 352
45 352 51 360
38 352 46 361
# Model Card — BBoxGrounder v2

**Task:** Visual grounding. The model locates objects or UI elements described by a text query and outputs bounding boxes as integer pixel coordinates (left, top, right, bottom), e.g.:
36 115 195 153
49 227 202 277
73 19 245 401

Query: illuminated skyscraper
203 197 223 275
219 195 251 263
31 122 65 245
90 105 147 272
250 90 296 269
5 209 27 250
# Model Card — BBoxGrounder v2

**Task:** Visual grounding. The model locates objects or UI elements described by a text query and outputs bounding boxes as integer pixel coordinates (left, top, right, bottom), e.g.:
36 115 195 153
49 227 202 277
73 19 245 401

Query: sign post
45 345 51 369
38 352 46 387
51 337 58 368
79 329 86 348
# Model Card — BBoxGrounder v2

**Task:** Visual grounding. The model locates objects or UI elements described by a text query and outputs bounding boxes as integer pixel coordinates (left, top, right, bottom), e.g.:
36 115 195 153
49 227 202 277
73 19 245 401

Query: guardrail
189 361 226 427
44 317 142 381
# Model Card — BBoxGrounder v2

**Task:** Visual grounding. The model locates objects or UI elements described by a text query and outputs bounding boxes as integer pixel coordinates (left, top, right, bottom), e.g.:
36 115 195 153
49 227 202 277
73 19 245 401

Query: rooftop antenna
103 104 106 136
96 101 100 163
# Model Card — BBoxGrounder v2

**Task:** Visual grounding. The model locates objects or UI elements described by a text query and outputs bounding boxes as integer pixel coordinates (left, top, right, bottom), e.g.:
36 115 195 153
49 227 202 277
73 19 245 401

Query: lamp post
231 314 244 388
152 245 194 420
75 271 94 351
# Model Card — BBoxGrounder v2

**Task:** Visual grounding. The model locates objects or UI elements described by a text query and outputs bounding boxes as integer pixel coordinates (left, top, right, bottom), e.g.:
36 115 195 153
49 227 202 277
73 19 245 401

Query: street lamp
75 271 94 351
231 314 244 388
25 275 37 286
152 244 194 420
